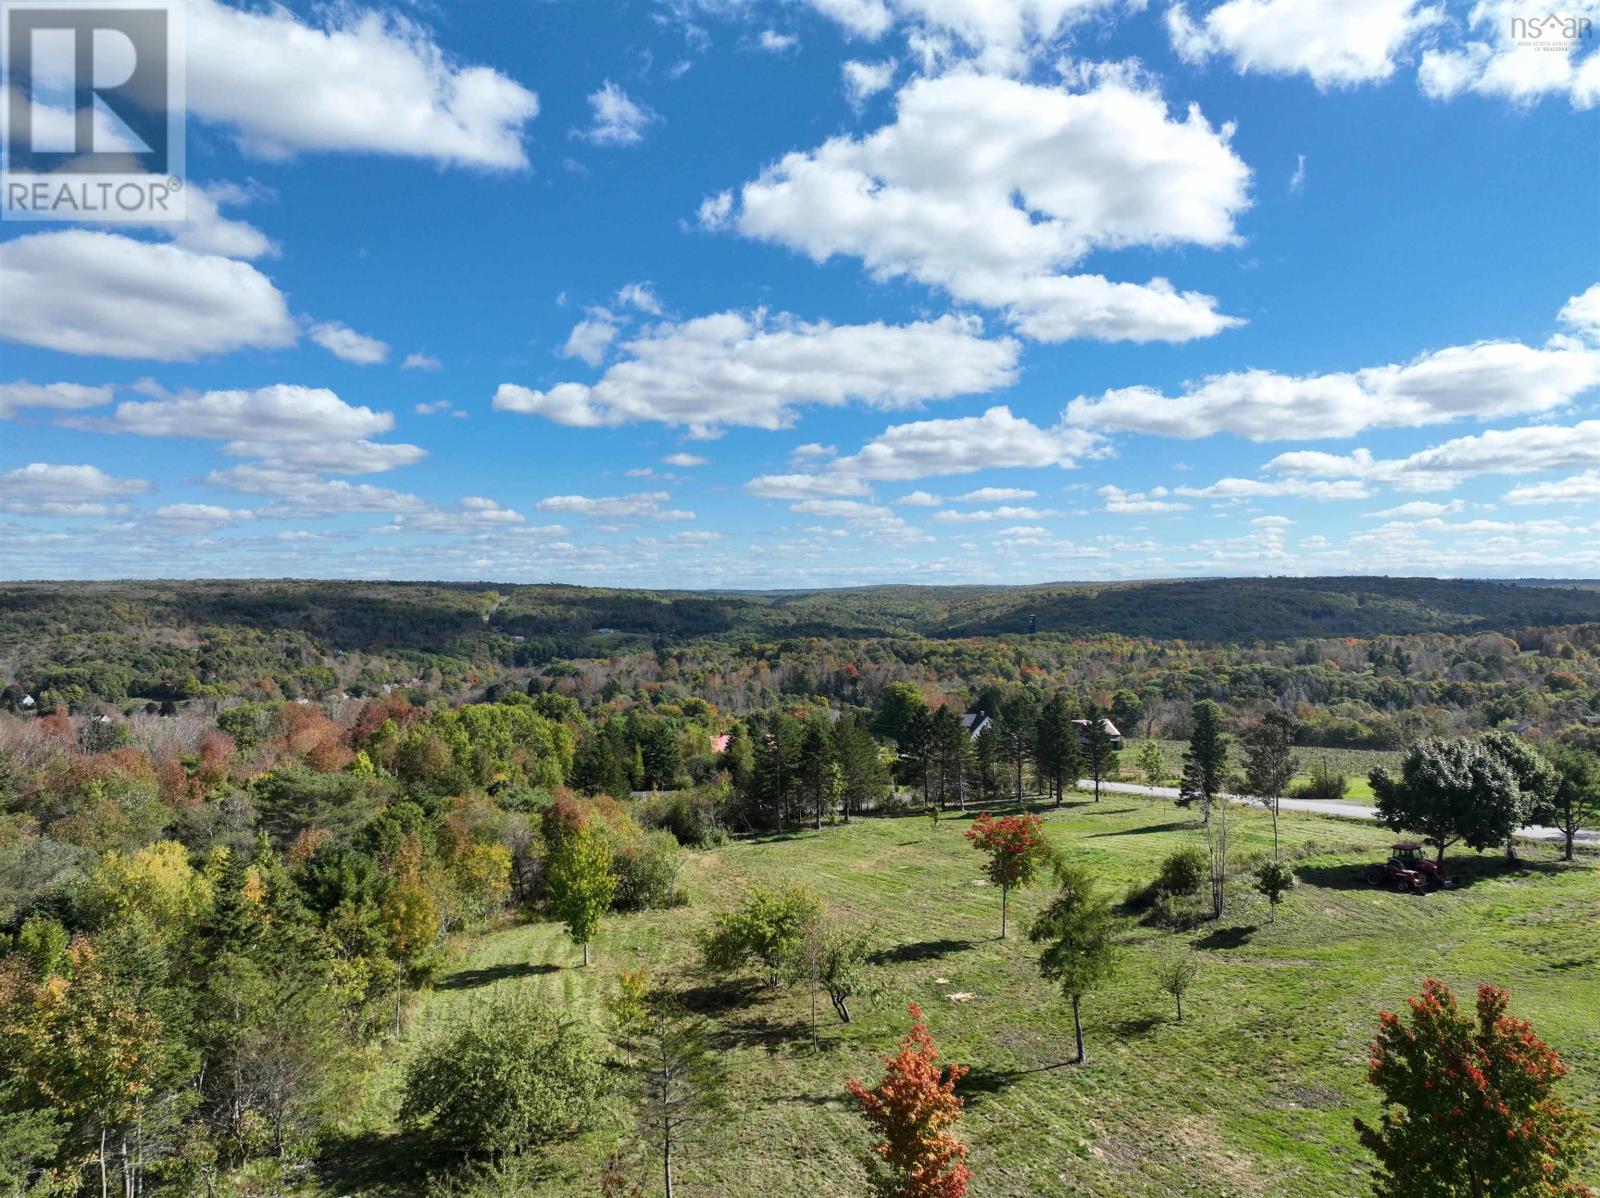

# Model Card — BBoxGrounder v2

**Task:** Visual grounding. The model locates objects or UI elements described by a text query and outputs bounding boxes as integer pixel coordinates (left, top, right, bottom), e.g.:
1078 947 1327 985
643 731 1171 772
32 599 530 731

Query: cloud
494 310 1018 435
1099 483 1191 512
1265 420 1600 491
220 439 426 475
713 71 1248 343
832 405 1102 481
1419 2 1600 109
933 505 1057 521
788 498 929 541
402 352 444 371
842 59 896 107
894 490 942 506
580 82 655 145
1067 339 1600 440
746 474 873 499
1168 0 1442 88
90 384 394 443
205 464 430 516
150 503 255 531
388 497 525 533
800 0 1125 73
561 310 621 366
1289 153 1307 192
310 321 391 365
536 492 694 520
1561 283 1600 340
662 452 708 467
1503 471 1600 506
1370 499 1465 517
0 231 296 361
1175 477 1372 500
758 30 799 51
186 0 538 167
0 381 114 420
954 486 1037 502
0 463 151 517
616 282 663 314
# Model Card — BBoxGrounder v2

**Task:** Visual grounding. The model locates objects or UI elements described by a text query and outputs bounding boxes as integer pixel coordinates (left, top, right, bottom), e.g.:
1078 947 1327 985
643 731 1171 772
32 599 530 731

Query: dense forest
3 577 1598 749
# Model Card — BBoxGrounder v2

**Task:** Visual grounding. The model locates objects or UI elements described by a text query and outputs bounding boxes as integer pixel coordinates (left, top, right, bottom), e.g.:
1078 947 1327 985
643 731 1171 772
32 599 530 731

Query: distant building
19 694 35 709
961 712 990 741
1072 717 1122 750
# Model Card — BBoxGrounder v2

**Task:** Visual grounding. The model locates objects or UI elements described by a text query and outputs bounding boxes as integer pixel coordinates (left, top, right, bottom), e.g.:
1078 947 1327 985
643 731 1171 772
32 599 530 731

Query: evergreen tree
1185 701 1231 824
1029 864 1118 1065
1082 712 1119 804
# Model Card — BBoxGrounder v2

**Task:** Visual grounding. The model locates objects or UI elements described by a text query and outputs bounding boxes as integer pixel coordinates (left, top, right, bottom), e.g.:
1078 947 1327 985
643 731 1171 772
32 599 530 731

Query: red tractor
1366 843 1449 892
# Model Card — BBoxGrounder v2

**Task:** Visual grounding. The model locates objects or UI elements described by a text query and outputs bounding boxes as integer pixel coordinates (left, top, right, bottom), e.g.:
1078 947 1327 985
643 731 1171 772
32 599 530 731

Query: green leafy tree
698 884 822 987
400 1002 607 1159
1134 742 1166 788
1154 950 1197 1023
1029 864 1118 1064
547 826 617 966
833 712 889 823
873 683 929 747
1241 711 1300 858
1545 742 1599 862
1370 738 1523 865
1480 731 1560 861
1354 979 1593 1197
964 812 1053 939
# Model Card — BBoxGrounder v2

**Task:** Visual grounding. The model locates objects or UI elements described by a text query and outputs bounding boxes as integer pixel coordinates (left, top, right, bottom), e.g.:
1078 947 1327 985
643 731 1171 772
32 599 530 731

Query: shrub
1157 846 1207 897
636 788 727 848
611 829 685 911
400 1002 607 1158
1292 761 1348 803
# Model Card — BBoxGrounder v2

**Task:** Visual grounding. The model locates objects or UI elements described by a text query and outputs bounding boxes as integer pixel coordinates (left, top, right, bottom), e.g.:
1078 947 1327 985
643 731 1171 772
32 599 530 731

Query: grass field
1120 739 1400 801
315 793 1599 1198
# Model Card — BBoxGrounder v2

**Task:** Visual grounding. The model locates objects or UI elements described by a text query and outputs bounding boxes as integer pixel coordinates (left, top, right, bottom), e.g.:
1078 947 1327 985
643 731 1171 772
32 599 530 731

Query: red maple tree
846 1004 971 1198
1355 978 1594 1197
964 811 1052 937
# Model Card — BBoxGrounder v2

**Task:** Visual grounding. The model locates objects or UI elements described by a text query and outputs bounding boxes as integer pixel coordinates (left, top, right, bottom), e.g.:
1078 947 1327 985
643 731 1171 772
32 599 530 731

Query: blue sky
1 0 1597 586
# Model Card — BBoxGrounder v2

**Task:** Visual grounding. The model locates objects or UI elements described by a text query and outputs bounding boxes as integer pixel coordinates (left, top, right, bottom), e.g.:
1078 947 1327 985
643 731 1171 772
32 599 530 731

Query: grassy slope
319 797 1599 1198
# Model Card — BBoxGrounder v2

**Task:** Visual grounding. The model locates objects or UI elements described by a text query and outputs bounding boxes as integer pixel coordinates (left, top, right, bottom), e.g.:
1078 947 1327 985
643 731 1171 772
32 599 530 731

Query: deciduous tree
964 813 1052 939
1354 979 1593 1197
1370 738 1523 865
547 826 617 967
846 1004 970 1198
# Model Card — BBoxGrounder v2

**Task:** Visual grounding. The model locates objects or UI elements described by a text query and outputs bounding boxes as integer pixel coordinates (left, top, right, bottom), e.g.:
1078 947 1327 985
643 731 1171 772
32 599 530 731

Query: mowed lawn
318 795 1600 1198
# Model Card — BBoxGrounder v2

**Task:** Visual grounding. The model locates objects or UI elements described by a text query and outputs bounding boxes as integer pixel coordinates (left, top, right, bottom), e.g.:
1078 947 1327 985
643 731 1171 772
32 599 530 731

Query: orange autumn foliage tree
1355 979 1594 1198
846 1004 971 1198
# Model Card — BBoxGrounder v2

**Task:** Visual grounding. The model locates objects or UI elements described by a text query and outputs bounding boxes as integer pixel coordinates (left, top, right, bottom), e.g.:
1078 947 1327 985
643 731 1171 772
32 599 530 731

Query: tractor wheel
1365 865 1386 887
1394 878 1412 894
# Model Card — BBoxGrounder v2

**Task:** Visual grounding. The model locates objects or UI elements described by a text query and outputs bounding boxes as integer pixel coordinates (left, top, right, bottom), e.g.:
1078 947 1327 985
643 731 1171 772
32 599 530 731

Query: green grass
314 795 1599 1198
1121 739 1397 801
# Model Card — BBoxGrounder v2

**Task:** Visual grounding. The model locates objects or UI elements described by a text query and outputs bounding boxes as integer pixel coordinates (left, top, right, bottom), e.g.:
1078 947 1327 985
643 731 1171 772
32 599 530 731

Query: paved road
1075 779 1598 847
